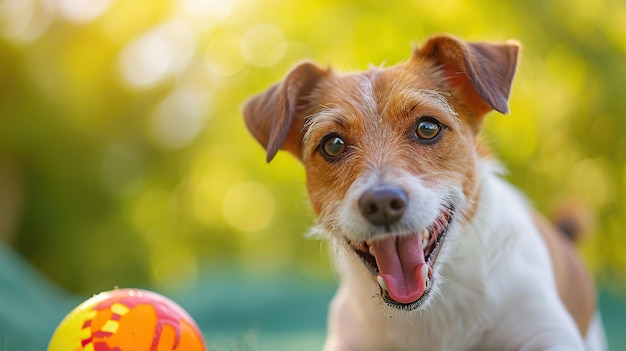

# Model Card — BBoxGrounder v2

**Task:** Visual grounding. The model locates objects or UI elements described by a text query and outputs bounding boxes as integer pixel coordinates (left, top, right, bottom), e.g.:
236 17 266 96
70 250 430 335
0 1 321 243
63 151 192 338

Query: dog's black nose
358 185 408 227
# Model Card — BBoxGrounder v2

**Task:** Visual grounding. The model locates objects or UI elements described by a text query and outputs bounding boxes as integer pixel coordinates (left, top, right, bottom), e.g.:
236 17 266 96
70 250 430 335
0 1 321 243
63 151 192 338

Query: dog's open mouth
349 207 453 310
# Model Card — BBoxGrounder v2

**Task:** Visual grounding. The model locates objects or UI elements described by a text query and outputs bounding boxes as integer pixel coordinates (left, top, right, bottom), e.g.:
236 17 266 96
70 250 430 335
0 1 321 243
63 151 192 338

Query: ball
48 288 206 351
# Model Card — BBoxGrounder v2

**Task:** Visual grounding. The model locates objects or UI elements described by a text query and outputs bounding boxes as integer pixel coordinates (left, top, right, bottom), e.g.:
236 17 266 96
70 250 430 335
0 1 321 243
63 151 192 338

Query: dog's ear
415 35 519 116
243 62 328 163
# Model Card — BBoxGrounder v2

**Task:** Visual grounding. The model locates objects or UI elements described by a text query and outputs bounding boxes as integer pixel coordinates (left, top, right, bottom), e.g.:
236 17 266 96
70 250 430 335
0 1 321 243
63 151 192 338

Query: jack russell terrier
243 34 606 350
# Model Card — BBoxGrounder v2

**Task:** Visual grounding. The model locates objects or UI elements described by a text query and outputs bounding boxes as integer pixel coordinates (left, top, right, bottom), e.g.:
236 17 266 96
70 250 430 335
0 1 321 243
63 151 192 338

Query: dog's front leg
323 283 390 351
323 284 363 351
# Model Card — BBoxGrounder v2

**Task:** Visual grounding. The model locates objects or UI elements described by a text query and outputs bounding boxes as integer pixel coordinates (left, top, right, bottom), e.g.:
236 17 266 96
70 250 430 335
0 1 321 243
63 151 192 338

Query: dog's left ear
415 35 519 116
243 62 329 163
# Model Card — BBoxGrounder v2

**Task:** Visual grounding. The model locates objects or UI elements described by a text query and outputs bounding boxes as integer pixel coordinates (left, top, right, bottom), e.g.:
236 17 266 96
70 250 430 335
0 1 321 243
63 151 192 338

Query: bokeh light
0 0 53 42
119 19 196 88
240 24 287 67
150 89 208 149
177 0 237 20
222 181 275 233
204 33 246 77
55 0 113 23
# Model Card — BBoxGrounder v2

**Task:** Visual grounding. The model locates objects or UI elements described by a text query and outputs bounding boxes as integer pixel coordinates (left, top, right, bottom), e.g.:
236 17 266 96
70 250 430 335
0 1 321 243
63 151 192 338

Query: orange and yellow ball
48 288 206 351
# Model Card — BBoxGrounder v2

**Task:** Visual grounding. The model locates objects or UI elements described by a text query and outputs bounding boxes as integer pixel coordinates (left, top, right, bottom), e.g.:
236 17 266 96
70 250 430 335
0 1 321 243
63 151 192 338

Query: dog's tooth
421 229 430 248
425 266 433 289
377 275 388 291
369 245 375 256
420 264 430 284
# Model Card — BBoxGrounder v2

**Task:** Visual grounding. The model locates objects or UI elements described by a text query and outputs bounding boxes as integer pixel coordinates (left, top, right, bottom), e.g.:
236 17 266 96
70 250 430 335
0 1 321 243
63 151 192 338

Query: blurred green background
1 0 625 349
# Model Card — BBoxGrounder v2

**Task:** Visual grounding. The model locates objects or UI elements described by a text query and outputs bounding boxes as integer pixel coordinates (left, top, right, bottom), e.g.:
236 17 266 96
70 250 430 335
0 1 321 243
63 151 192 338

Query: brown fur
535 213 596 334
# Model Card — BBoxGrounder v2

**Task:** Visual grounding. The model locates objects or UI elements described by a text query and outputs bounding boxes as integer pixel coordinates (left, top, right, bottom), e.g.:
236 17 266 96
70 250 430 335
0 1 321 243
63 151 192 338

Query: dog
243 35 606 350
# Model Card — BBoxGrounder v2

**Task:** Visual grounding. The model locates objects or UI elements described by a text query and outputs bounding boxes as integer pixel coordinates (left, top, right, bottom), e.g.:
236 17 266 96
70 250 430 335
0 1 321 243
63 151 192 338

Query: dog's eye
415 118 443 141
320 134 346 159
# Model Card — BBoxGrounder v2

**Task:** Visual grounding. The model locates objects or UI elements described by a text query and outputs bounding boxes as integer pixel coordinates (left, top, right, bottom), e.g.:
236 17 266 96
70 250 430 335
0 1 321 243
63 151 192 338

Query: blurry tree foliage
0 0 625 294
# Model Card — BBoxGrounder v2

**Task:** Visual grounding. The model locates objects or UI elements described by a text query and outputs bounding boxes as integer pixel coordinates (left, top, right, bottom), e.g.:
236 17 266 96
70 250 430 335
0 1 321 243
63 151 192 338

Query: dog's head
243 35 519 310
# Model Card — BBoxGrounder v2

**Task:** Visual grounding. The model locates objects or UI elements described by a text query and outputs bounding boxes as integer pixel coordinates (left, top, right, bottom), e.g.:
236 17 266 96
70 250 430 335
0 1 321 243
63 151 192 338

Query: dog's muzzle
349 185 453 309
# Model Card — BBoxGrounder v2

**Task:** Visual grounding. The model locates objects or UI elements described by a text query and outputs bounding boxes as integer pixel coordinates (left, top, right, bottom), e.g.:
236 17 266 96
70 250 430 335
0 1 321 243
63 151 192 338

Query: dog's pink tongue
371 235 427 304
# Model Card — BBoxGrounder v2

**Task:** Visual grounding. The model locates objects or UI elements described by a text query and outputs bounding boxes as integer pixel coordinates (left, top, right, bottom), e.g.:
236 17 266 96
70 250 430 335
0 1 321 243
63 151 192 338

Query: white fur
322 160 606 351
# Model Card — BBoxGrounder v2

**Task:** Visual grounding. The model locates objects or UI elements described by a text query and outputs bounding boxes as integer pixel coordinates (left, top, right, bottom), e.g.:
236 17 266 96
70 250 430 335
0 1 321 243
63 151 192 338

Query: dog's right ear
415 35 519 117
243 62 328 163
